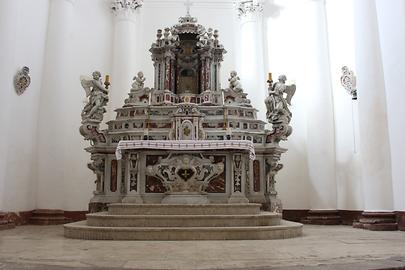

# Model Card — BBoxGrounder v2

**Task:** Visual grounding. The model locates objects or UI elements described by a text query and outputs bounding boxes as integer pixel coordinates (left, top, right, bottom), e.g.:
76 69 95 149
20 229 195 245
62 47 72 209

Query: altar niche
176 34 199 95
150 17 225 95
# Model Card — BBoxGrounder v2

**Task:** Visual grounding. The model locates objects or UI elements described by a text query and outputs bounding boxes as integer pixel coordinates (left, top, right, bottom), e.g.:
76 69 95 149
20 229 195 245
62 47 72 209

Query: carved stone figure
265 75 295 117
228 71 243 93
131 71 146 91
265 74 296 142
80 71 109 122
88 155 105 195
265 158 283 196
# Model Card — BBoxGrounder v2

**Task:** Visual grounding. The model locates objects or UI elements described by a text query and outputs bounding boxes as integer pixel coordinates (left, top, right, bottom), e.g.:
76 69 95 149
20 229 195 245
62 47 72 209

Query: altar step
64 203 303 240
108 203 261 215
86 212 280 227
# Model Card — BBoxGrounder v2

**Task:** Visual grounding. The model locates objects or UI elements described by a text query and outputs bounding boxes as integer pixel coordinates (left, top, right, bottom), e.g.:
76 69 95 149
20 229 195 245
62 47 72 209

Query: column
303 0 339 224
352 0 396 230
0 0 19 211
108 0 142 120
36 0 76 210
236 0 267 122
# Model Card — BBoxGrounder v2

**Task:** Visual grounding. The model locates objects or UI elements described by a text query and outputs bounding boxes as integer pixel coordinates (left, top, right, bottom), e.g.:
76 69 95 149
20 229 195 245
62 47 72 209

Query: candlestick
104 74 111 89
267 72 272 82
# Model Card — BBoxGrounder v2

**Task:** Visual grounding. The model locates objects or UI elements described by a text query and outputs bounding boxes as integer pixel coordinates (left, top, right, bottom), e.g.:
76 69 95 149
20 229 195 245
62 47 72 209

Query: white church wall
0 0 49 212
325 0 364 210
376 0 405 211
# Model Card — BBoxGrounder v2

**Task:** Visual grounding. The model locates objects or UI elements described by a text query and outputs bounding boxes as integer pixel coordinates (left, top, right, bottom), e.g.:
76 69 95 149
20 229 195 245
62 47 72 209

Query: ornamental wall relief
14 66 31 95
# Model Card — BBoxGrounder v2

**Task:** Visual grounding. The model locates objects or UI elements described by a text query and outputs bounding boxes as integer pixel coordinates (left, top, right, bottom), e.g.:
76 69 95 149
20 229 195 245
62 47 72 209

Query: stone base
353 211 398 231
29 209 71 225
161 193 209 204
64 203 303 240
301 210 342 225
122 195 144 204
228 193 249 204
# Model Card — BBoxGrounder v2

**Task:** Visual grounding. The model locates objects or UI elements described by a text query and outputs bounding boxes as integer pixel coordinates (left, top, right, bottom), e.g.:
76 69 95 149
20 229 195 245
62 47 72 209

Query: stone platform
64 203 302 240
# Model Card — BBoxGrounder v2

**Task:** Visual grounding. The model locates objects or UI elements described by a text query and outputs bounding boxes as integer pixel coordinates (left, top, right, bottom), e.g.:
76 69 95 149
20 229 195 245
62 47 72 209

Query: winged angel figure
80 71 109 122
265 74 296 120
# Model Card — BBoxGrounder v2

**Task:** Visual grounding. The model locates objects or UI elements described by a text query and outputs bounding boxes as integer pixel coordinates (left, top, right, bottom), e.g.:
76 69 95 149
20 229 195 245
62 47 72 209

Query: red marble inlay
253 160 261 192
110 160 118 192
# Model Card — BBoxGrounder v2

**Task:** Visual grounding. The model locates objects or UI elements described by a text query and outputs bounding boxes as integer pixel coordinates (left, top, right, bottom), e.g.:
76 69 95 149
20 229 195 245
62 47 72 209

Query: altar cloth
115 140 256 160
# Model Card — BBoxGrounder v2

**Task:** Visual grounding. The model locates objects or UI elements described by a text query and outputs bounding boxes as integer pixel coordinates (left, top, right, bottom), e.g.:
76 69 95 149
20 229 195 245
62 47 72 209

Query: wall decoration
14 66 31 95
340 66 357 100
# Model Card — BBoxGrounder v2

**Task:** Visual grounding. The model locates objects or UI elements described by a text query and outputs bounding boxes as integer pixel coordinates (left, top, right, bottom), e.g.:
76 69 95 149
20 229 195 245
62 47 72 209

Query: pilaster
352 0 395 230
235 0 267 122
108 0 143 120
36 0 77 209
303 0 339 224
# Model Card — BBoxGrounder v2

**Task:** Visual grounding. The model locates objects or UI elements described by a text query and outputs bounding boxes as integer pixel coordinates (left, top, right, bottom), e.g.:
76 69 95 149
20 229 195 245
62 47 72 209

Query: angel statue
131 71 146 92
265 74 296 120
80 71 109 122
228 71 243 93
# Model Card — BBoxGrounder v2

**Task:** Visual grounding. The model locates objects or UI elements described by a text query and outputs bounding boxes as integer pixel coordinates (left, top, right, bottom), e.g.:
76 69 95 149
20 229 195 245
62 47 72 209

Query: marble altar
78 13 296 213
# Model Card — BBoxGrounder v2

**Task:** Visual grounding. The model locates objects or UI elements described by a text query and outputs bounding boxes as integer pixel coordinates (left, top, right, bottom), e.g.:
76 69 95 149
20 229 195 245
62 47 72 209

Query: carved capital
111 0 143 15
236 0 264 18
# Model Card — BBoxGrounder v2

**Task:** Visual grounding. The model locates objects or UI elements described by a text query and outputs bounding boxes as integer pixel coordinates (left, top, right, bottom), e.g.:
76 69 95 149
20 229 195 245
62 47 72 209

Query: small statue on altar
228 71 243 93
131 71 146 91
80 71 109 122
206 28 214 46
265 74 296 119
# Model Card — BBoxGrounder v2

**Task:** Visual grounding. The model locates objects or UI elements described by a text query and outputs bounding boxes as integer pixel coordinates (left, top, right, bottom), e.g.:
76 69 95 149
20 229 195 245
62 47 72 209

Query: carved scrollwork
145 154 224 193
236 0 264 18
111 0 143 13
88 154 106 195
14 66 31 95
341 66 357 100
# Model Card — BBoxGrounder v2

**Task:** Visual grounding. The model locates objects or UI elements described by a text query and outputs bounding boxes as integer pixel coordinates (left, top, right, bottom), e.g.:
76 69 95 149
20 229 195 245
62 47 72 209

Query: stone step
29 209 71 225
86 212 281 227
108 203 262 215
64 220 303 240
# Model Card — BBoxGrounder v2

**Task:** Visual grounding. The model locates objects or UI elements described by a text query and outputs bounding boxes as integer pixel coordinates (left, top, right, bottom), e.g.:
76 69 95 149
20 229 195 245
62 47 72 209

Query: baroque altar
79 14 296 213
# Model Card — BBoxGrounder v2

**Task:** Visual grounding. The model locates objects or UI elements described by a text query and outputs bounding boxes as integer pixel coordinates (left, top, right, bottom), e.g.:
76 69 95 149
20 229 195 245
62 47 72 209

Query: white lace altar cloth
116 140 256 160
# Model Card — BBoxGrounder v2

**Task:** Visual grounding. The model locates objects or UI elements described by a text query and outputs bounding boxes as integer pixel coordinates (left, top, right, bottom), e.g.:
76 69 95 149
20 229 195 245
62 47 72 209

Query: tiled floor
0 225 405 269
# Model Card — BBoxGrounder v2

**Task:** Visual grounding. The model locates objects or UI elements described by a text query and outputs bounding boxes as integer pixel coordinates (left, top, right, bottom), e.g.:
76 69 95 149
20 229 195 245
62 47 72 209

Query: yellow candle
268 72 272 81
105 74 110 83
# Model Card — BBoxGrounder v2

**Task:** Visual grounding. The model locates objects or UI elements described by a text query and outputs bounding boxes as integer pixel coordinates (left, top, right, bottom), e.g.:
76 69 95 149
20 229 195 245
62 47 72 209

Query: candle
268 72 272 81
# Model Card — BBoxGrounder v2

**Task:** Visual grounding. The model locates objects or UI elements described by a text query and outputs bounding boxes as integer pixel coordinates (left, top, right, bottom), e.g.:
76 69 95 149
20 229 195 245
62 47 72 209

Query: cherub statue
228 71 243 93
131 71 146 91
206 28 214 46
80 71 109 122
265 74 296 118
197 31 208 47
163 27 171 44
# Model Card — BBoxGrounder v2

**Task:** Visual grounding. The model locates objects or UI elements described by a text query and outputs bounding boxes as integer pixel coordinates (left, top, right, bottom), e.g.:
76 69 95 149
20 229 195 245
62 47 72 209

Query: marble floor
0 225 405 270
